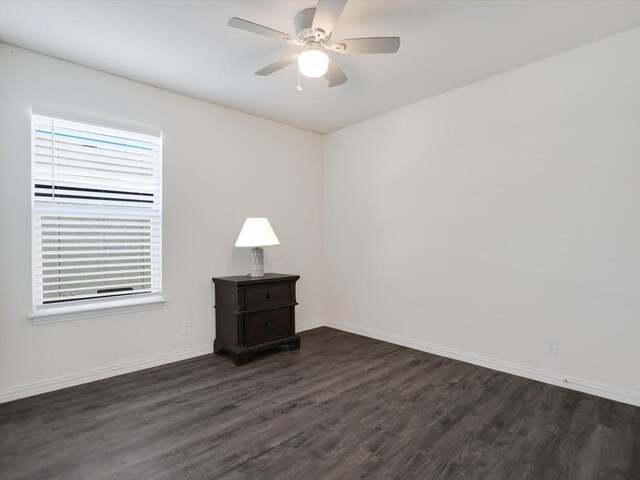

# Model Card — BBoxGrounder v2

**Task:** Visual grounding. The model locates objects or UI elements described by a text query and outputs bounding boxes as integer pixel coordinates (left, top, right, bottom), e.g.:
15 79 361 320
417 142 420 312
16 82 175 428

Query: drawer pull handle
265 293 271 299
266 321 272 328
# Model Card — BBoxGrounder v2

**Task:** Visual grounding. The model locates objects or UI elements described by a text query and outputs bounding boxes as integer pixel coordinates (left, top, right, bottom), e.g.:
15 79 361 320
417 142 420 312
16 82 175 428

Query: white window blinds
32 115 162 309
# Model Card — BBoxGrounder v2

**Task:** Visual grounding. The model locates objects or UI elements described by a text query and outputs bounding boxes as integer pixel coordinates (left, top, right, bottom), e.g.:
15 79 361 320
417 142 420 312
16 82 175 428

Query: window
31 115 163 323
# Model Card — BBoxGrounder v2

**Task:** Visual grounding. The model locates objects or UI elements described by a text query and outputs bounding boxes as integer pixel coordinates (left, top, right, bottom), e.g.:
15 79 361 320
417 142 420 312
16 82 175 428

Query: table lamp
235 218 280 278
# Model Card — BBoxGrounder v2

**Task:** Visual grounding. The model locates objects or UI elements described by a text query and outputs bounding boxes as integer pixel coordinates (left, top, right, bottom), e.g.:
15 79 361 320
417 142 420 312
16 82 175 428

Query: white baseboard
0 344 213 404
296 319 326 332
0 322 325 404
5 321 638 408
326 320 640 407
1 321 325 404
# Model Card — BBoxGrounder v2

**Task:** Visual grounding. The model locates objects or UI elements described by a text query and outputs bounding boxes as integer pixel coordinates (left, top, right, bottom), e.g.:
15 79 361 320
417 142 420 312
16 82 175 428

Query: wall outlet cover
545 336 558 355
181 321 192 336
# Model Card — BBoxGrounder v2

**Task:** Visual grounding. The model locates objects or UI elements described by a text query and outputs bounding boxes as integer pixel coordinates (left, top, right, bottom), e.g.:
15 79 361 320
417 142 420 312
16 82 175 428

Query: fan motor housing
295 8 326 43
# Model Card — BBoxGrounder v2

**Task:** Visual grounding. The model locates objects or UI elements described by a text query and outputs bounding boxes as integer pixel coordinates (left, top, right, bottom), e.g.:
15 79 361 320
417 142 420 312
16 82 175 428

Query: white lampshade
235 218 280 247
298 49 329 78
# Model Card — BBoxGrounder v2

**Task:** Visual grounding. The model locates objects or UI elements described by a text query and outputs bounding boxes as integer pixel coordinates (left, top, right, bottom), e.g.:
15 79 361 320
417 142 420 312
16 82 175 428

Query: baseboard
0 344 213 404
296 319 326 332
326 320 640 407
1 322 325 404
6 321 637 407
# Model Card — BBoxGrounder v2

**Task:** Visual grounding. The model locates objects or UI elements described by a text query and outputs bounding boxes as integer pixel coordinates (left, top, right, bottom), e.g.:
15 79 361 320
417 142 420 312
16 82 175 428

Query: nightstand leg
288 336 301 351
213 339 224 354
232 352 251 366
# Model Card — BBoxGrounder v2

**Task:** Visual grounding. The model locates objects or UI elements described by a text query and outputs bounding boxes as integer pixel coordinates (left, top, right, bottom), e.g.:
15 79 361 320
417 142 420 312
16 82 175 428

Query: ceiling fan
228 0 401 88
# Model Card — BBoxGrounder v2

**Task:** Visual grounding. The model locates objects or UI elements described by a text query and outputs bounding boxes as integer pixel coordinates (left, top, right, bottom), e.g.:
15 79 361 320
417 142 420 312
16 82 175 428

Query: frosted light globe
298 49 329 78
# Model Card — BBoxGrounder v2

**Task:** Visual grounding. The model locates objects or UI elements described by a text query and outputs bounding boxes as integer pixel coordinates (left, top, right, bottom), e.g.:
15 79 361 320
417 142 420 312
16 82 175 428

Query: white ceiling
1 1 640 134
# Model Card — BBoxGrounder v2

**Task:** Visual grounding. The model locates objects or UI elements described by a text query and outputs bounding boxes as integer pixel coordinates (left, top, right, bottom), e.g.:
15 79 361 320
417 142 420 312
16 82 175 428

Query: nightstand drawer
244 282 292 310
244 307 292 345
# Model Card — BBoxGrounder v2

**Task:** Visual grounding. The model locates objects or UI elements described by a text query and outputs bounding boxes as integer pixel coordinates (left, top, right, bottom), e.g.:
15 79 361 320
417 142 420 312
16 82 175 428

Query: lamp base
248 247 264 278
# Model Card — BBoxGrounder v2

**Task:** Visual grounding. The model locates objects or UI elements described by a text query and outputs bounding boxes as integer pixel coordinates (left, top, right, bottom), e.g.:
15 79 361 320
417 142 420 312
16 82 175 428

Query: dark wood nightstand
211 273 301 365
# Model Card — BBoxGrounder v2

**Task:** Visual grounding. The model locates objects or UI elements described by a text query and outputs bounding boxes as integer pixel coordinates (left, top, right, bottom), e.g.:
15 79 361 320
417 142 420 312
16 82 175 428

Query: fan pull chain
297 68 302 92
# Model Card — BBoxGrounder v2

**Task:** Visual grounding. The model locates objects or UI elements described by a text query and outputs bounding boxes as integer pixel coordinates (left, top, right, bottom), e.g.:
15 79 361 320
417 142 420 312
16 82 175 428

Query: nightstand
211 273 301 365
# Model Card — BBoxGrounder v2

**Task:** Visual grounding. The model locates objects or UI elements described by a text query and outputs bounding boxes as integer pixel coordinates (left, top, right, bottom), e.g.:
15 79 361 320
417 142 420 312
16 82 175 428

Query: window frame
29 113 165 324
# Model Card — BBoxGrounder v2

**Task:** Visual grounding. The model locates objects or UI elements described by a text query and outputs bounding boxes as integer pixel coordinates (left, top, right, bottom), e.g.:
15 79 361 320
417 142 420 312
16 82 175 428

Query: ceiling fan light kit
298 47 329 78
228 0 401 88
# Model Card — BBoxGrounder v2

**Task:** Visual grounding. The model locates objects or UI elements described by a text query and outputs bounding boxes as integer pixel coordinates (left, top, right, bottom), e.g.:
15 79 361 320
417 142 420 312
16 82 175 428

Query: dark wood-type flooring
1 327 639 480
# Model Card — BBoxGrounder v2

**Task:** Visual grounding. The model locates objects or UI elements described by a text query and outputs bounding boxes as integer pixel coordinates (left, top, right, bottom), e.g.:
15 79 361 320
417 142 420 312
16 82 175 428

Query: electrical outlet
545 336 558 355
181 321 192 336
354 303 361 316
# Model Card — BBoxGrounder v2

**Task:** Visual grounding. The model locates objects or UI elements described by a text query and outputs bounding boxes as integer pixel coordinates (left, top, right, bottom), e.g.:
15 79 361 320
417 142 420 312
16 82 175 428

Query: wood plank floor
1 327 639 480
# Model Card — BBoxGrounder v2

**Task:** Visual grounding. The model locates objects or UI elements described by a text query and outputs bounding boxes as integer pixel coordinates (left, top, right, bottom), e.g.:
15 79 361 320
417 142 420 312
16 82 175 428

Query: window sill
30 295 166 325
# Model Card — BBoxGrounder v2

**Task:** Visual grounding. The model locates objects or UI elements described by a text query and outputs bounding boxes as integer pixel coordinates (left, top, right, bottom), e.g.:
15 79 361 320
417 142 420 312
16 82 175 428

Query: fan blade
339 37 401 54
325 59 347 87
228 17 295 42
312 0 348 36
255 55 298 76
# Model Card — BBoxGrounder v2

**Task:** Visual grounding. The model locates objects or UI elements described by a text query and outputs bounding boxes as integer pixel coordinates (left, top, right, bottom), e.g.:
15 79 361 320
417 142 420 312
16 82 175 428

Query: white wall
0 44 324 399
3 26 640 405
323 27 640 403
